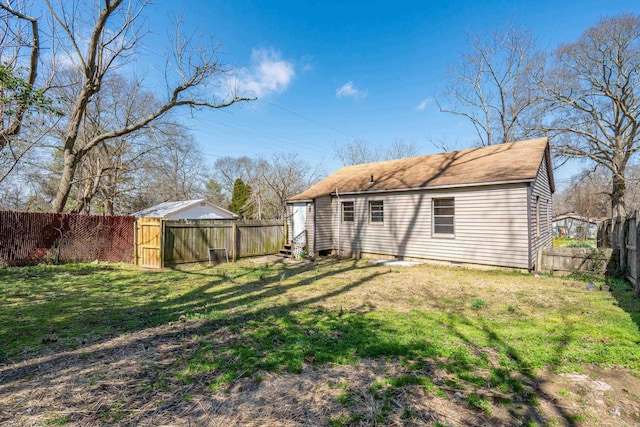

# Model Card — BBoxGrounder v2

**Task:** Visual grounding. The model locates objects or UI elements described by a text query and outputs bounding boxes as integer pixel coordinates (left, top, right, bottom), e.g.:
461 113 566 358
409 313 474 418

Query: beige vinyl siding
529 154 553 268
315 196 333 251
329 184 530 268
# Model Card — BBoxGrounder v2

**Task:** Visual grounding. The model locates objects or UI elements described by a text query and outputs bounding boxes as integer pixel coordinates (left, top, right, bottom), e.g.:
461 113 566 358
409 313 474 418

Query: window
369 200 384 224
342 201 354 222
536 196 540 237
433 198 454 235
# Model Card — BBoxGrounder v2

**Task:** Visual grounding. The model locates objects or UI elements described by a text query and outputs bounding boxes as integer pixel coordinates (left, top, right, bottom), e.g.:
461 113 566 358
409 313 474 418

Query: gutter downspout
336 187 340 257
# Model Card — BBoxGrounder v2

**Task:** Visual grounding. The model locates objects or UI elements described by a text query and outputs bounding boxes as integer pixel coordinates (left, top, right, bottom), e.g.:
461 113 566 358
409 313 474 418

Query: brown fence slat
161 219 284 265
598 210 639 295
0 211 135 266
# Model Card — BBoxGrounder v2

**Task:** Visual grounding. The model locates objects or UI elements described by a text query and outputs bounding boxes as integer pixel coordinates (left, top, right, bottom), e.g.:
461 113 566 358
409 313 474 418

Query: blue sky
143 0 640 188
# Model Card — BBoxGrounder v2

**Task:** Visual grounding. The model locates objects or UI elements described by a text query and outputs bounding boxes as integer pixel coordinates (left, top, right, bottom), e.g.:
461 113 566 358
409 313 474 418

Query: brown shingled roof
289 137 552 201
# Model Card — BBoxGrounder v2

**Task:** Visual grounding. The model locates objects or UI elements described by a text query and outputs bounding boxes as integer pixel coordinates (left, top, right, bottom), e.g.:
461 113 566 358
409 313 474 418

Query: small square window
433 198 454 236
370 200 384 224
342 201 354 222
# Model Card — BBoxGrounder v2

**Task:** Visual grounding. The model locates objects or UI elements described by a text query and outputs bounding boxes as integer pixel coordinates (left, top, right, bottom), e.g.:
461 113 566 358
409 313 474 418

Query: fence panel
160 219 284 265
540 247 612 274
237 220 286 258
0 211 134 266
163 220 234 264
598 210 639 295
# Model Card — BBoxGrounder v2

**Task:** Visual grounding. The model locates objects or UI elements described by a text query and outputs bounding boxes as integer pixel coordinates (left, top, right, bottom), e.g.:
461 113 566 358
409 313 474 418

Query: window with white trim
433 198 454 236
342 201 354 222
369 200 384 224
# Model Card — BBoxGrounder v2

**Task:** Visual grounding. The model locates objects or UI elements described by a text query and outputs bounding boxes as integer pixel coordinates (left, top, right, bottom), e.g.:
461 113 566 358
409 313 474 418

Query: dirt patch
538 366 640 426
2 320 639 426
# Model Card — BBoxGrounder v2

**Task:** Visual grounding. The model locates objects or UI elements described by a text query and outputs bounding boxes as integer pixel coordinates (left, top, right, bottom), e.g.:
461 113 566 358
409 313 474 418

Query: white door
292 203 307 238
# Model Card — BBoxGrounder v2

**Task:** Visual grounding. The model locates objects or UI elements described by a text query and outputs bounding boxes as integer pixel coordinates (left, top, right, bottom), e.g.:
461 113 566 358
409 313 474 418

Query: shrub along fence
136 218 286 268
598 210 639 295
0 211 135 266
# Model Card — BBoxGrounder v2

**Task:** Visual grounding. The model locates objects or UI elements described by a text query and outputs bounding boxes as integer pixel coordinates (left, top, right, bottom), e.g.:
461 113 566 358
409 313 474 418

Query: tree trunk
612 171 626 218
103 198 114 216
52 151 79 212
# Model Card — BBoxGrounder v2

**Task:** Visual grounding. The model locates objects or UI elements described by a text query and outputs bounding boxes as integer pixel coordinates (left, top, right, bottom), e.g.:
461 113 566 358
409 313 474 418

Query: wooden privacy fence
598 210 640 295
539 247 612 275
136 218 286 268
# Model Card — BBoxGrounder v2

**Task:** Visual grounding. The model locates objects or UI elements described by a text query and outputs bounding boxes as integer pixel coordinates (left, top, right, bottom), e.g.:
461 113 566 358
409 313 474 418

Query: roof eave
544 142 555 194
327 178 535 197
286 198 314 203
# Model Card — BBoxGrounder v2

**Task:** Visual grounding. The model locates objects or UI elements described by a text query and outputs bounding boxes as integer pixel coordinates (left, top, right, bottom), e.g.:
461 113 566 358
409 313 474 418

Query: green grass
553 237 596 248
1 258 640 423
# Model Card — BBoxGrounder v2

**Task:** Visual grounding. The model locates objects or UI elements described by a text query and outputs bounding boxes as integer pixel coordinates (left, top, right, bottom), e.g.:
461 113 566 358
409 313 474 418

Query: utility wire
264 101 361 140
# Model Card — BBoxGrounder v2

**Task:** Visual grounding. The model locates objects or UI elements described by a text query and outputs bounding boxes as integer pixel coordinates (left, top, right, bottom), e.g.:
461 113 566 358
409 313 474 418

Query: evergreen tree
229 178 253 218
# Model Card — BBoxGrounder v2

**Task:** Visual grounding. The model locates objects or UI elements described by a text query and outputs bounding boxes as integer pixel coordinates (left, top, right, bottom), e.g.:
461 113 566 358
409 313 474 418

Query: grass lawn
552 237 597 248
1 258 639 426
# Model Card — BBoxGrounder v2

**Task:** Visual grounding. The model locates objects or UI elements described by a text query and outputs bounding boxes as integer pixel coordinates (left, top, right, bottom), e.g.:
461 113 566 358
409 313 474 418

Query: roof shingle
290 137 551 201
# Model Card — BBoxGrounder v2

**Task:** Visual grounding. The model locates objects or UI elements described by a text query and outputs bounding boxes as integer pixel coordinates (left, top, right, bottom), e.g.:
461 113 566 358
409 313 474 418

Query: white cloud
416 98 431 111
336 81 367 99
232 48 295 98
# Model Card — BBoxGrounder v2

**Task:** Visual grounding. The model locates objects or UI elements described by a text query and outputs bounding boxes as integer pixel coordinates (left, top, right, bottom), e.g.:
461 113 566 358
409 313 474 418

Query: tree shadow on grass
0 258 397 424
0 258 353 363
609 276 640 332
1 260 626 426
441 310 581 426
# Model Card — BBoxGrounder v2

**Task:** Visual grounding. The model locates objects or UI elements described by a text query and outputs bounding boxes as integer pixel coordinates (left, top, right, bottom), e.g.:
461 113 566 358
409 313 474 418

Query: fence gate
136 218 163 268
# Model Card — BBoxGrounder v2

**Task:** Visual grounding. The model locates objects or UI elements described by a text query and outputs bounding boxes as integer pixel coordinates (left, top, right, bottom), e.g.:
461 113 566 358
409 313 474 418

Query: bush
567 240 593 248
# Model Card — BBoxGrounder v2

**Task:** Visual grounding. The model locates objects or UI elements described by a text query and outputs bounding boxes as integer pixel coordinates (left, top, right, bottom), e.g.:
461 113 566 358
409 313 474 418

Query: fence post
134 219 138 265
231 220 238 262
160 219 166 269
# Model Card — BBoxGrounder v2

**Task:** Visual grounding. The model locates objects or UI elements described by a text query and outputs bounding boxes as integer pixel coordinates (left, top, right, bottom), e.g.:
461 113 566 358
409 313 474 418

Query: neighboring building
287 137 554 270
133 199 237 220
553 213 601 239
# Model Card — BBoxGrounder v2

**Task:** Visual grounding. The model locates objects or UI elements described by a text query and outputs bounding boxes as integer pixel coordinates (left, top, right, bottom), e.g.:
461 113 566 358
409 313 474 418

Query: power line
189 117 333 158
264 101 361 140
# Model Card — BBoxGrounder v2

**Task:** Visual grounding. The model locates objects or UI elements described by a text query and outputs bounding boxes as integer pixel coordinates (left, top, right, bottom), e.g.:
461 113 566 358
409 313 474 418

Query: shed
553 213 602 239
133 199 237 220
287 137 554 270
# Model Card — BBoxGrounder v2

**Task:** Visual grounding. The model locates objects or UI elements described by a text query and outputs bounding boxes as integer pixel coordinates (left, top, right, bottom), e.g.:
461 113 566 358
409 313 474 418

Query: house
133 199 237 220
287 137 554 270
553 213 601 239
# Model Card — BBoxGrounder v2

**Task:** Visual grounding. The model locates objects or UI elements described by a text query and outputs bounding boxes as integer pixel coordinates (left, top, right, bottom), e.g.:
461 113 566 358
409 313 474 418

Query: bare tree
438 26 542 146
0 1 61 184
23 0 254 212
213 153 319 219
0 1 45 150
334 139 380 166
540 14 640 217
213 156 261 197
334 138 421 166
261 153 320 219
553 168 610 219
127 127 209 214
386 138 419 159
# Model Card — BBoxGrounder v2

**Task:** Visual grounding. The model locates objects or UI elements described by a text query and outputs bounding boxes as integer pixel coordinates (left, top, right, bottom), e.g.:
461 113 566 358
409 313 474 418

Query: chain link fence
0 211 135 266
